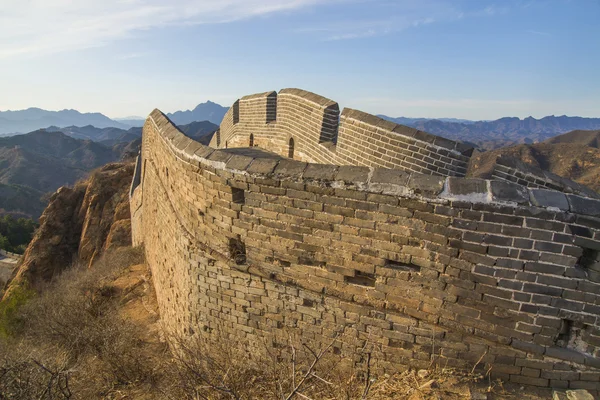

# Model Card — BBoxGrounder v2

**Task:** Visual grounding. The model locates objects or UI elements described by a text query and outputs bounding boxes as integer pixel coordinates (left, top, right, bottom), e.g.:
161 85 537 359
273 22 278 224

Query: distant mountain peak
168 101 228 125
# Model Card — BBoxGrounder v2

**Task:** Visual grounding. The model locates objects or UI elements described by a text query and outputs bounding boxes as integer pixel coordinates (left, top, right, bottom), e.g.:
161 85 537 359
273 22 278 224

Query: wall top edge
227 88 473 156
240 91 277 101
278 88 338 107
495 155 600 199
146 110 600 219
341 108 473 155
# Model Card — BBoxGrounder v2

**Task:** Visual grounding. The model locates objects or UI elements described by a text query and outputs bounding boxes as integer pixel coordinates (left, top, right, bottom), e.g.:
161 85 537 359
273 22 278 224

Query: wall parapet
134 108 600 392
492 156 600 199
340 108 474 157
168 108 600 218
211 88 474 177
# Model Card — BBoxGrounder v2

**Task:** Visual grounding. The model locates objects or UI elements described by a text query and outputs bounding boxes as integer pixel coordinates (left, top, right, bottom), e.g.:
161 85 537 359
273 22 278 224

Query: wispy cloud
295 1 508 41
0 0 335 59
117 52 149 60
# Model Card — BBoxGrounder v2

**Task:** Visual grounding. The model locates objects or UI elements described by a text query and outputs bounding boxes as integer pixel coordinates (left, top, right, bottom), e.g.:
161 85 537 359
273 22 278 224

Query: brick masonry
492 156 600 199
132 103 600 392
210 89 473 177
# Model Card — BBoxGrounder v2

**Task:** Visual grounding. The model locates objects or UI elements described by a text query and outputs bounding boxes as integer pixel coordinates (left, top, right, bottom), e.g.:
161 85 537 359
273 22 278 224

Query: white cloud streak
0 0 333 59
294 1 505 41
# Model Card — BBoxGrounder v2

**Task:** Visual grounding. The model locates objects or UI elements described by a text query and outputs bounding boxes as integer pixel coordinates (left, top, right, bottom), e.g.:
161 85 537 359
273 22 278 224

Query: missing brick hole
302 299 314 307
345 271 376 287
231 187 245 204
298 255 325 267
578 248 599 271
385 259 421 273
556 320 587 353
276 258 291 268
228 236 246 265
266 257 291 268
556 320 573 348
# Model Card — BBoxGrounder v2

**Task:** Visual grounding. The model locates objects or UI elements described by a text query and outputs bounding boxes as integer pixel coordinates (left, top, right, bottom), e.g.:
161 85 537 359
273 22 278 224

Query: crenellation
214 89 474 176
132 104 600 393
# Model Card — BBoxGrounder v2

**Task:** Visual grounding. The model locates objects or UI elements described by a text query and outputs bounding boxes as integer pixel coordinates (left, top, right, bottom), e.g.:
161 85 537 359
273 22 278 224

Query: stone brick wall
336 109 471 175
210 89 473 176
492 156 600 199
130 155 144 247
132 109 600 392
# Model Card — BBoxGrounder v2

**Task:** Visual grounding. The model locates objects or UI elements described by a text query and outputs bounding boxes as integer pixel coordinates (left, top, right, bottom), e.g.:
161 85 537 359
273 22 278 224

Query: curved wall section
133 110 600 392
210 88 473 176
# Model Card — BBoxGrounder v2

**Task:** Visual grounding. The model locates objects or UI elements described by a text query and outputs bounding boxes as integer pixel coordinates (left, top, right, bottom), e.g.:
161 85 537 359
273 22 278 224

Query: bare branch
284 340 335 400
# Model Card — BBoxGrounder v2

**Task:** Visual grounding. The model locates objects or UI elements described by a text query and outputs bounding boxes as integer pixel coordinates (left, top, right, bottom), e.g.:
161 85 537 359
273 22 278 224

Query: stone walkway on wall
220 147 284 159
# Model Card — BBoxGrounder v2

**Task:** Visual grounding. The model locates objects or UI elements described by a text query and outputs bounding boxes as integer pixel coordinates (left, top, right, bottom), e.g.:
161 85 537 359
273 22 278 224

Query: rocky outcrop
2 162 134 300
77 163 135 267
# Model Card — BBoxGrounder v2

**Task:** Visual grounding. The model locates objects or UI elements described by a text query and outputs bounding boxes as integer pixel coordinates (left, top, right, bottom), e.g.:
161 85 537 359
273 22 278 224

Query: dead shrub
0 246 161 399
165 331 378 400
0 340 74 399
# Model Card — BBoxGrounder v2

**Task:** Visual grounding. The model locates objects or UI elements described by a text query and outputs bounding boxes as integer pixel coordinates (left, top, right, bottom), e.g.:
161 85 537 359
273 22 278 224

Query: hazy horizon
3 102 600 124
1 0 599 120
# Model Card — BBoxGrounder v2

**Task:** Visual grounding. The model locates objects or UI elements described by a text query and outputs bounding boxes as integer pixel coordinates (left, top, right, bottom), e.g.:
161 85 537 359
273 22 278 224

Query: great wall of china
130 88 600 391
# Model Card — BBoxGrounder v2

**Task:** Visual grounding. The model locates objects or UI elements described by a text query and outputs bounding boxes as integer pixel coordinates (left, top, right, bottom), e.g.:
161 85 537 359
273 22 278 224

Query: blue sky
0 0 598 120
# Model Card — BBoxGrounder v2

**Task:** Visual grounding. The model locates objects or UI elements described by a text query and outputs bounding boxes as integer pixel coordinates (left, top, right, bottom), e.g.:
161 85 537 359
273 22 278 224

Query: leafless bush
0 341 73 399
165 331 376 400
0 246 160 399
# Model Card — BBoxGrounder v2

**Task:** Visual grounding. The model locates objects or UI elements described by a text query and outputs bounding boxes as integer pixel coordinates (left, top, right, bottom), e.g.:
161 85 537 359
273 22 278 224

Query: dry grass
0 246 161 399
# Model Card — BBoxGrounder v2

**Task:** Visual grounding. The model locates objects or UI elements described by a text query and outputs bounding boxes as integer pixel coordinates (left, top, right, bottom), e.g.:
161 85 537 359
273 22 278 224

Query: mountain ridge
0 130 127 218
166 100 228 125
468 129 600 193
0 101 227 134
379 114 600 150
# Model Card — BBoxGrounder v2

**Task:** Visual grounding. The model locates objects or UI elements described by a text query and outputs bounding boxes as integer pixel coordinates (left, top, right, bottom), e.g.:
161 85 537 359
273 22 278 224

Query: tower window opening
288 137 295 159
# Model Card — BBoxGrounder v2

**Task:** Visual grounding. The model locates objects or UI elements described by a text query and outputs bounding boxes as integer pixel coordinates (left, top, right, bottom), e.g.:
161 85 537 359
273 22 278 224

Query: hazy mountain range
43 120 218 146
0 130 123 218
379 115 600 150
0 119 219 218
0 108 131 134
0 130 120 193
0 101 228 135
4 101 600 150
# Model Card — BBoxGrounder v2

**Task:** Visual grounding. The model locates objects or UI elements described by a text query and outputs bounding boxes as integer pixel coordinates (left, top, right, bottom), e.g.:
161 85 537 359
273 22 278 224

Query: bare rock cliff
1 162 134 300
